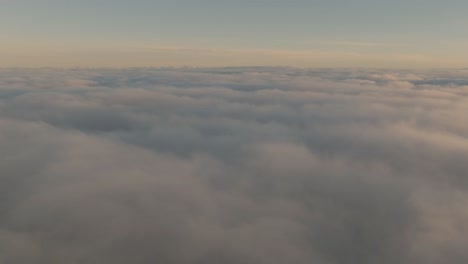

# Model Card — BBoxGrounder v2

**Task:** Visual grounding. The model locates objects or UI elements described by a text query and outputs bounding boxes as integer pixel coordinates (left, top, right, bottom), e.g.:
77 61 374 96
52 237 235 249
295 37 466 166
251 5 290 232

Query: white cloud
0 67 468 263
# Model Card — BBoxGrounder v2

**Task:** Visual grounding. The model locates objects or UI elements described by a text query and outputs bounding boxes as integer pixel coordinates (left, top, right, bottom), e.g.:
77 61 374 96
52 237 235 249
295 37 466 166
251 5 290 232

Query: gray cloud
0 67 468 263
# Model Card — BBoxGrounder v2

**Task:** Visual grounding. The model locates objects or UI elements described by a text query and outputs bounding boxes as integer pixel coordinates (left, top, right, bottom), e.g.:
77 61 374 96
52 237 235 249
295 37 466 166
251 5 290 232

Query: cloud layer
1 67 468 263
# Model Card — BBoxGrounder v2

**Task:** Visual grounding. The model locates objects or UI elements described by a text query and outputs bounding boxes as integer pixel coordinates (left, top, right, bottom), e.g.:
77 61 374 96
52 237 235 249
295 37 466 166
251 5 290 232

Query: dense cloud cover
1 67 468 263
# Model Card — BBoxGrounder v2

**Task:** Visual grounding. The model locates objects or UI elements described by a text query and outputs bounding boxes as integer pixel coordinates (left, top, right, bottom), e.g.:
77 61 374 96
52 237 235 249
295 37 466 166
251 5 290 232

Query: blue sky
1 0 467 67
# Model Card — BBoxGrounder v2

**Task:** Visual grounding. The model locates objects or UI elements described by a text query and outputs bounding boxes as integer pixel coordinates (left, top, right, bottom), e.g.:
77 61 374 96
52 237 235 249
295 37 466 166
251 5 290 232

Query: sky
1 0 468 67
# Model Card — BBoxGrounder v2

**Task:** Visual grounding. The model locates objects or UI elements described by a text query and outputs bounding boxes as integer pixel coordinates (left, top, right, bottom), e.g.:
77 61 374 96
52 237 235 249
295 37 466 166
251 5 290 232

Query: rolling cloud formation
1 67 468 263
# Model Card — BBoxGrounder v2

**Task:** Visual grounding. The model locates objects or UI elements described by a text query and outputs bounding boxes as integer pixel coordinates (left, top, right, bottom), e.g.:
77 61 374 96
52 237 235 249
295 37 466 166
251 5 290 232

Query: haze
1 0 468 67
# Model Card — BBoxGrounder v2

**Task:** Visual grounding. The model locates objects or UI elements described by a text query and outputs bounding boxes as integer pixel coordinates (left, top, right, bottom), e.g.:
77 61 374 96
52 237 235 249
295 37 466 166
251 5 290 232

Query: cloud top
1 67 468 263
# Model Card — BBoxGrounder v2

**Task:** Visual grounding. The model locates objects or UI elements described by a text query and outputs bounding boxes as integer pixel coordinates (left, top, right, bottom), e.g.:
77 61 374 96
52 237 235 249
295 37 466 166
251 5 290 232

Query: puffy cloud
0 67 468 263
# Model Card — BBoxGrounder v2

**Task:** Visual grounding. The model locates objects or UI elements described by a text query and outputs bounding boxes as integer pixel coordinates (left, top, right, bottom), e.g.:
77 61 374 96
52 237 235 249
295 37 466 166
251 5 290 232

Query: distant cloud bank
1 67 468 263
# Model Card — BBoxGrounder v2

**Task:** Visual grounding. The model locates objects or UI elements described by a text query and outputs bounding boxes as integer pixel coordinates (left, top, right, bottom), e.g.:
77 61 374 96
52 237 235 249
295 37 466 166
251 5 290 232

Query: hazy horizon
2 0 468 68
